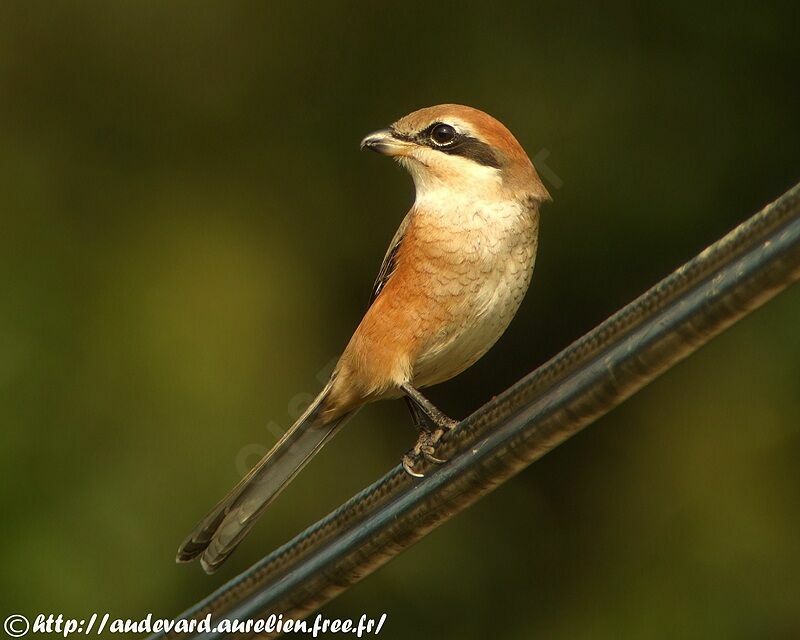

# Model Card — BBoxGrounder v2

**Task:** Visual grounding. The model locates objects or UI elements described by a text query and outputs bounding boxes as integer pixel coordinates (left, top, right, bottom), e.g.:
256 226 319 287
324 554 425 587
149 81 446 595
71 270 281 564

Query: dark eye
429 123 457 146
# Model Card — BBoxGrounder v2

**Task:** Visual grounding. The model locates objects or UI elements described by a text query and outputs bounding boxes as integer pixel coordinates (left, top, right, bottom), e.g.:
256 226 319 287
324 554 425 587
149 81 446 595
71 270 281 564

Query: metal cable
154 182 800 640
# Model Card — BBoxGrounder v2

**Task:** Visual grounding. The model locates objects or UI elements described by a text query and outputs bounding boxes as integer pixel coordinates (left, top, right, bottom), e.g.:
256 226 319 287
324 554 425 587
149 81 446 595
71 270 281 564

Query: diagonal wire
153 181 800 640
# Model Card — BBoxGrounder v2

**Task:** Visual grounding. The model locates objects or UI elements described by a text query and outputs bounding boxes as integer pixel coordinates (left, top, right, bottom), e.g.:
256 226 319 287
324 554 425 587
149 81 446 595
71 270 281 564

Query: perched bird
177 104 550 573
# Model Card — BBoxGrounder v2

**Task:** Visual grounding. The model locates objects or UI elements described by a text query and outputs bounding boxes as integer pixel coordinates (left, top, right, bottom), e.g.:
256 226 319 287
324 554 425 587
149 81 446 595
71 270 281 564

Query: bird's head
361 104 550 206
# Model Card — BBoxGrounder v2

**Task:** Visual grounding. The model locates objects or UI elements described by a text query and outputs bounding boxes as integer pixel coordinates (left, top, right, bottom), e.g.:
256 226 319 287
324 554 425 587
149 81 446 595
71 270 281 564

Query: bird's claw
402 454 425 478
401 427 450 478
423 450 446 464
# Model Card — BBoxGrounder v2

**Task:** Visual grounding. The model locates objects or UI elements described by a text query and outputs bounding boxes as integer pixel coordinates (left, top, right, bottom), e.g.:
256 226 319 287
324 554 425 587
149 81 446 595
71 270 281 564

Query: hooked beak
360 128 413 157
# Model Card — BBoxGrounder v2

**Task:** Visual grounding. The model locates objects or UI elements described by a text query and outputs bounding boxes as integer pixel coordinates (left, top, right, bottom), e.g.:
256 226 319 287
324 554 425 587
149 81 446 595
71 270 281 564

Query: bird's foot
401 419 458 478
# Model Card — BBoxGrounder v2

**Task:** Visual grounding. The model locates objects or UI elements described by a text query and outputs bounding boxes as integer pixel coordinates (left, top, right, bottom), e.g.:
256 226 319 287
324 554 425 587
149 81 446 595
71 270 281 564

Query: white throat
403 153 507 210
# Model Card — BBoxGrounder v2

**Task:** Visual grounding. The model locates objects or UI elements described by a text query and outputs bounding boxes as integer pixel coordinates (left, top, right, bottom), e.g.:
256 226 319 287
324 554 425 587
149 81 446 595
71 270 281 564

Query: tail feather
176 379 355 573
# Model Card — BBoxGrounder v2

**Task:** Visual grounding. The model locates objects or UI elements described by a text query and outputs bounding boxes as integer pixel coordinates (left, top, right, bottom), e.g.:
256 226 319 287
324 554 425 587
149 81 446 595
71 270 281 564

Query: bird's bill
360 129 413 157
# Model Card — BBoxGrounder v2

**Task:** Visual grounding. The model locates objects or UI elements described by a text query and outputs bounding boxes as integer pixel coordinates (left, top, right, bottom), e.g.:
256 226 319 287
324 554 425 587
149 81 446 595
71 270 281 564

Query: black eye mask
390 124 502 169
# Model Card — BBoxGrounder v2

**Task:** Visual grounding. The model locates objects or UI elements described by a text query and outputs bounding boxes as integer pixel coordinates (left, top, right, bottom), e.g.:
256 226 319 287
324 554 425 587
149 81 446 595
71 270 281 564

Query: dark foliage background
1 2 798 637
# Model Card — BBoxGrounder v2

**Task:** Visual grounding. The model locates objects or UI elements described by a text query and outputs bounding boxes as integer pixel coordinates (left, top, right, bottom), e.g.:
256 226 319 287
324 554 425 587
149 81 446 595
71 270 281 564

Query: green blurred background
1 1 799 638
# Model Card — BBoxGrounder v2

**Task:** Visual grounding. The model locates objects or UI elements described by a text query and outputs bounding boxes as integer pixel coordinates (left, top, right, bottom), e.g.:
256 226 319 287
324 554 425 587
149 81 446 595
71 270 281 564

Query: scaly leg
400 383 459 477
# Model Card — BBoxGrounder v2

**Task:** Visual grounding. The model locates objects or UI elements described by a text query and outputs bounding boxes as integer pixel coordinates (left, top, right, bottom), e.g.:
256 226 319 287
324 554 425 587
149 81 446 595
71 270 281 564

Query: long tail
176 378 355 573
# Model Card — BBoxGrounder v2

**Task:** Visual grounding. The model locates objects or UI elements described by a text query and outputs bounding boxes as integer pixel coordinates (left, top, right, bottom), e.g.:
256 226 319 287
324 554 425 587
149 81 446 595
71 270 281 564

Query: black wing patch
368 213 411 308
368 234 402 307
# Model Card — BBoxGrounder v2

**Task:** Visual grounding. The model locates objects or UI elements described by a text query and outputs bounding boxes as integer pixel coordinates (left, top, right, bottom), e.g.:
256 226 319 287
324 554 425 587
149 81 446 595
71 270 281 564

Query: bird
177 104 551 573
